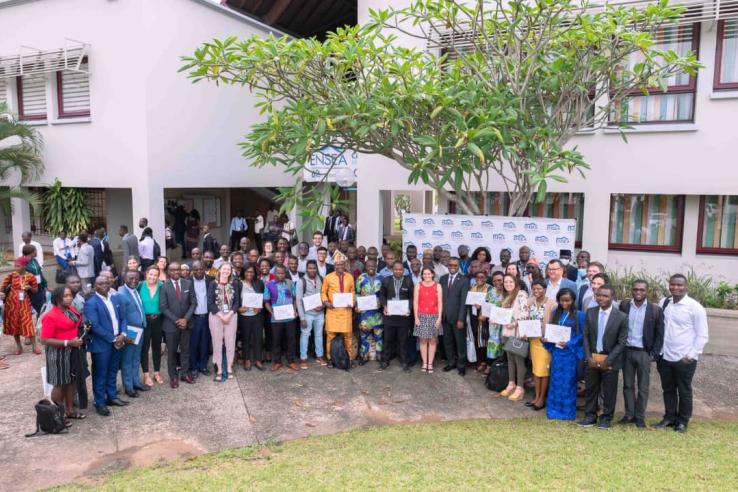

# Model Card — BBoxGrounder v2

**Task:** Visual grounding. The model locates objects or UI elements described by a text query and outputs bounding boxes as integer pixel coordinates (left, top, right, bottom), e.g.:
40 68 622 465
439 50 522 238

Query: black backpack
330 337 350 371
25 399 67 437
484 358 509 392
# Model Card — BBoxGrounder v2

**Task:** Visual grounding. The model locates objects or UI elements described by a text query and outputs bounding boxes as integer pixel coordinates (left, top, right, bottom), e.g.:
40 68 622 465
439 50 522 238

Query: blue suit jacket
118 287 147 329
548 277 578 296
84 293 128 353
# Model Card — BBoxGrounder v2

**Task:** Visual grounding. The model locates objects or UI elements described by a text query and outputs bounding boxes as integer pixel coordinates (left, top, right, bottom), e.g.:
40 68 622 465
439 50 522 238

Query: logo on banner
432 230 445 238
480 220 494 229
405 241 416 247
544 250 558 258
421 242 433 250
534 235 549 245
524 222 538 231
556 237 570 245
470 232 484 242
503 221 516 230
492 233 506 243
513 234 527 244
423 218 435 226
414 229 426 238
529 248 537 257
441 218 454 228
405 217 416 226
567 224 576 233
439 243 452 251
460 219 474 229
451 231 464 240
547 223 560 231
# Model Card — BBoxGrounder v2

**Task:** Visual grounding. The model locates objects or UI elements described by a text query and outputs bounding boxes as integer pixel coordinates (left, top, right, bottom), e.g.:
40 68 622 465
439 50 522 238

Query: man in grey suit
75 232 96 291
579 284 629 430
119 225 139 264
439 257 470 376
159 261 196 388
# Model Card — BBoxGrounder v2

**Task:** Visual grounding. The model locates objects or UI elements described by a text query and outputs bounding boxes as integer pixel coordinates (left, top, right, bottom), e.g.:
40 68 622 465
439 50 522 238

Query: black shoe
577 418 597 428
358 358 367 367
525 401 535 408
653 419 676 429
635 420 647 429
134 383 150 392
533 404 545 411
95 406 111 417
457 367 466 376
402 363 411 372
674 423 688 433
199 368 212 376
378 361 388 370
124 390 139 398
442 364 456 372
106 398 129 407
618 416 635 425
597 421 611 430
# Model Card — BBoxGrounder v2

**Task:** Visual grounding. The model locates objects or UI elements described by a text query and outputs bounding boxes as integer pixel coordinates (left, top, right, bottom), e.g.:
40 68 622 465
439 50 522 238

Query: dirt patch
84 440 204 477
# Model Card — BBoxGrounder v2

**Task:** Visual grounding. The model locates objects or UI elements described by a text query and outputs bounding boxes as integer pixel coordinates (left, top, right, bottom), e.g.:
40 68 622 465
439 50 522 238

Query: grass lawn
62 418 738 491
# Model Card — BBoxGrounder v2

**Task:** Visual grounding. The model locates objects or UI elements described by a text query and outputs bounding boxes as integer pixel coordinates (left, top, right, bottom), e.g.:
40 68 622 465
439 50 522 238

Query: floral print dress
356 273 383 360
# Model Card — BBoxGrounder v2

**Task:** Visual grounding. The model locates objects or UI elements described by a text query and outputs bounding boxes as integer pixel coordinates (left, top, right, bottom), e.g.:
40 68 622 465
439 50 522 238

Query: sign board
303 145 358 183
402 213 577 264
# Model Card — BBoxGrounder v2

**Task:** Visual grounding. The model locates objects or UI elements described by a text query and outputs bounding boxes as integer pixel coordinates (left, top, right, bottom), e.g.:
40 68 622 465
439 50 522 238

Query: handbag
466 316 477 364
504 337 529 358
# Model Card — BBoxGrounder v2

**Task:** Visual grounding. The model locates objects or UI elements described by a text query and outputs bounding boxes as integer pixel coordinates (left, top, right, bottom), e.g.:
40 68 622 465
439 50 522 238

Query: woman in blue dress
544 287 584 421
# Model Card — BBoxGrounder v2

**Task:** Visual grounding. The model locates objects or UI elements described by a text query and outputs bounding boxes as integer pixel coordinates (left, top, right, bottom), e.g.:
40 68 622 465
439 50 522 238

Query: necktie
596 310 607 352
132 289 146 327
175 280 181 300
448 275 454 288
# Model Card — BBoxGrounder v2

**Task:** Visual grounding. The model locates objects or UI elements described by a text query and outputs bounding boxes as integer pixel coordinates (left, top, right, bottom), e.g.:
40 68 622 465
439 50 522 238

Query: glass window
698 195 738 254
715 19 738 90
609 194 684 252
610 24 699 124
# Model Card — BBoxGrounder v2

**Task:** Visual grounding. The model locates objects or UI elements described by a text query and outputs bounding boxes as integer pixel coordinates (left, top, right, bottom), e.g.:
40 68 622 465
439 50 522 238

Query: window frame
607 194 685 253
16 75 47 121
56 58 91 118
696 195 738 256
714 19 738 91
609 23 701 125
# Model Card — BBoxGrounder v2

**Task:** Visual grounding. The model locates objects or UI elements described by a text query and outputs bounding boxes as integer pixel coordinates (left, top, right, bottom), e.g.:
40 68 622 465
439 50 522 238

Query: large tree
181 0 700 221
0 102 44 213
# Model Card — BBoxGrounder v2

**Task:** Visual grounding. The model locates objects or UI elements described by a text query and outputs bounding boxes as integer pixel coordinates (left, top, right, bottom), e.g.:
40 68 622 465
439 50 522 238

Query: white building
1 0 737 281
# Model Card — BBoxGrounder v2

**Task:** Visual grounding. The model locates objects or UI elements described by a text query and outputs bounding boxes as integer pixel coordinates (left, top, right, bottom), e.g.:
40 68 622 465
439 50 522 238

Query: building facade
1 0 738 281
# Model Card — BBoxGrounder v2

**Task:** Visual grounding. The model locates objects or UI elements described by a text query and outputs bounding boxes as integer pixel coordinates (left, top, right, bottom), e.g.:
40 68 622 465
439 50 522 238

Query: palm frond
0 186 42 213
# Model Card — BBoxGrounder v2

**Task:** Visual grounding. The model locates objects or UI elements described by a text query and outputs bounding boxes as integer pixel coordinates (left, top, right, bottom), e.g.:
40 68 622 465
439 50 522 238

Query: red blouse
417 282 439 315
41 306 81 341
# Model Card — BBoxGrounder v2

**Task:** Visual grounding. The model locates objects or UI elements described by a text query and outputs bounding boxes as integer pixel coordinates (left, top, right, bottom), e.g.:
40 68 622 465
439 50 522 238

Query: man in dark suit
323 209 340 243
190 261 213 376
618 279 664 428
84 276 129 416
119 225 139 264
379 261 414 371
440 257 470 376
579 284 628 429
118 271 150 398
159 262 196 388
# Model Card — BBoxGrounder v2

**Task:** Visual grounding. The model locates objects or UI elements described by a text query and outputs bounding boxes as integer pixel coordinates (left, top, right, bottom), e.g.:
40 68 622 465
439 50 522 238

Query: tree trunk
508 191 531 217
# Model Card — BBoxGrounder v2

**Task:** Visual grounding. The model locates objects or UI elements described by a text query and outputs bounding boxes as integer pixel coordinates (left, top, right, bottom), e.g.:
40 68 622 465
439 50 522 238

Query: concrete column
356 183 381 247
10 196 31 250
131 184 165 249
582 190 610 263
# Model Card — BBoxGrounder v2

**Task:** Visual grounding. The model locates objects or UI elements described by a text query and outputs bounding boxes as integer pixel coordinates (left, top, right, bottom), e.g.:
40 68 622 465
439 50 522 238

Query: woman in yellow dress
321 252 355 362
525 279 556 410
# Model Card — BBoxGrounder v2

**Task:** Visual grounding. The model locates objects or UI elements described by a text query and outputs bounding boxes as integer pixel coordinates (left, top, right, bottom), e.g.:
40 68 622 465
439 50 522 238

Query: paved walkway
1 335 737 491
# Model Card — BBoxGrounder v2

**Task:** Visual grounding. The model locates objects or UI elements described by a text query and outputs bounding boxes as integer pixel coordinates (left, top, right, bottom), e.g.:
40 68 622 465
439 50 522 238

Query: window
609 194 684 252
697 195 738 255
56 60 90 117
610 24 699 124
16 73 47 120
715 19 738 90
0 77 7 105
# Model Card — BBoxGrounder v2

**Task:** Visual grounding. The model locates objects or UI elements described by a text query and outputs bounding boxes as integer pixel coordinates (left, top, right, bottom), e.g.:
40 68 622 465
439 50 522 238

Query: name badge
222 305 230 314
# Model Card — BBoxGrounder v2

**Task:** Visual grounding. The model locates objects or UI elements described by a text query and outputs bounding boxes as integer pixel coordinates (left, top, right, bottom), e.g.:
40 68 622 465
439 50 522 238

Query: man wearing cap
559 249 579 282
457 245 471 275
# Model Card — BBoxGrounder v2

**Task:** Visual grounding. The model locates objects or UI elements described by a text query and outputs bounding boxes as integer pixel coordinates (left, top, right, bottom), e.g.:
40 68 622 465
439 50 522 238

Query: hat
332 250 347 264
526 257 539 266
14 256 29 267
559 249 572 258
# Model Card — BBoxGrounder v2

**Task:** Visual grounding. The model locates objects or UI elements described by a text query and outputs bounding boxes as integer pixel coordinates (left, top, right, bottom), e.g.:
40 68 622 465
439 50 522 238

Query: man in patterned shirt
355 259 383 367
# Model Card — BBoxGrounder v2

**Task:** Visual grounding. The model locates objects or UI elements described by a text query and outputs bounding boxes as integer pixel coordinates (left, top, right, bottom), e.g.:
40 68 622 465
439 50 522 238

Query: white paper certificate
302 293 323 312
387 300 409 316
127 326 143 345
273 304 295 321
545 324 571 344
332 292 354 308
465 291 486 306
489 306 513 325
356 295 378 311
242 292 264 309
481 302 493 318
517 319 542 338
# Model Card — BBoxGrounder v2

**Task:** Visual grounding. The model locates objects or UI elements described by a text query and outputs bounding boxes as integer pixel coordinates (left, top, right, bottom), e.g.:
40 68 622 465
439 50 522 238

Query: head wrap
15 256 30 267
332 250 347 264
526 257 539 266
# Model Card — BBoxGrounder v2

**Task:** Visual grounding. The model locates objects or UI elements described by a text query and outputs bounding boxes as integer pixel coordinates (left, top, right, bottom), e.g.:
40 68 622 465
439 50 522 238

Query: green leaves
42 179 91 235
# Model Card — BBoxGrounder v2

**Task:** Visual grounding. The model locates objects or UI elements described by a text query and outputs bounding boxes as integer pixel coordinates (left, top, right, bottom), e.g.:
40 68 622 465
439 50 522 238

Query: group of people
1 221 709 435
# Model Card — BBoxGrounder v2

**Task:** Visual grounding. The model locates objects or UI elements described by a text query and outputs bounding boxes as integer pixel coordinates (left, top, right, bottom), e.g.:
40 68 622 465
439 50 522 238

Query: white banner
303 145 358 183
402 213 577 264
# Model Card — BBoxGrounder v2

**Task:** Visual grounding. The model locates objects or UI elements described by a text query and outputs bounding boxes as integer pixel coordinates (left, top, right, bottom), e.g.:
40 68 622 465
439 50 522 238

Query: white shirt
97 292 120 336
193 277 208 315
230 217 247 234
281 221 295 241
18 240 43 265
545 278 562 301
297 257 309 274
254 215 264 234
213 257 228 268
138 236 155 260
596 305 613 352
434 262 449 278
266 209 278 224
661 295 709 362
53 237 74 259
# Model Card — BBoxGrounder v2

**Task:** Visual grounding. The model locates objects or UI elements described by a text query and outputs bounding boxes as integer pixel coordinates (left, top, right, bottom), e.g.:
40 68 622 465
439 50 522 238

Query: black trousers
230 231 246 250
622 348 652 422
240 313 263 363
271 320 296 364
442 320 466 367
141 315 163 372
657 358 697 425
164 328 191 379
383 316 411 364
584 365 619 422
